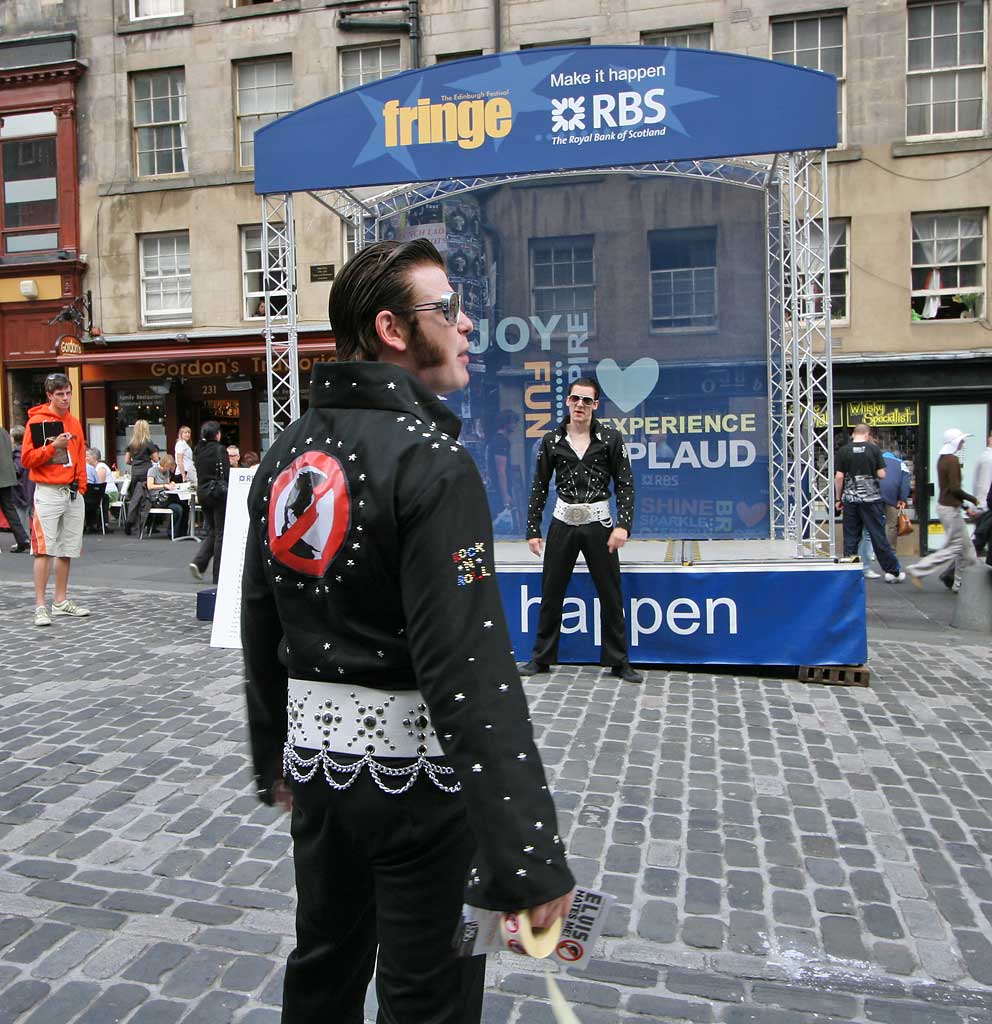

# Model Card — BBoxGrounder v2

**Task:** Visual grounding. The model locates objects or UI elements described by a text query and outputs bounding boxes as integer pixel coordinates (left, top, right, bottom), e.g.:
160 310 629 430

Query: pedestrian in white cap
908 428 980 591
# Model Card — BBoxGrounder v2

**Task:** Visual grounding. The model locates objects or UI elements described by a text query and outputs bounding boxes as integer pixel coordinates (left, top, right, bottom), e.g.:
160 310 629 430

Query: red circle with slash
268 451 350 577
556 939 584 961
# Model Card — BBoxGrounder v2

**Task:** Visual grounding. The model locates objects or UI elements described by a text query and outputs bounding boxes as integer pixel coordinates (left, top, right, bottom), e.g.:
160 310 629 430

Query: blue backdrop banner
255 46 837 193
497 565 866 666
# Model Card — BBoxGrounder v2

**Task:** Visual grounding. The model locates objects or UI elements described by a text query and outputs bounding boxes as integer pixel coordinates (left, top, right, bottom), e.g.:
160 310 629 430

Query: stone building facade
1 0 989 539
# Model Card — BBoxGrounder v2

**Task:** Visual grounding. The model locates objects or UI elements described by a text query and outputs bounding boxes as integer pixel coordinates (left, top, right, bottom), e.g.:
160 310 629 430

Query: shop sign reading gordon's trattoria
254 46 838 193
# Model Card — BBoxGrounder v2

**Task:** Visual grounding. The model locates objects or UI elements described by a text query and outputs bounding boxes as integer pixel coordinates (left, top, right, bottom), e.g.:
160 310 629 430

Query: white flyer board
209 468 257 649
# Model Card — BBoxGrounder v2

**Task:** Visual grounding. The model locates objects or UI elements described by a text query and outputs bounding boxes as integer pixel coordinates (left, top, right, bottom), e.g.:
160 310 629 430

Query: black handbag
198 477 228 506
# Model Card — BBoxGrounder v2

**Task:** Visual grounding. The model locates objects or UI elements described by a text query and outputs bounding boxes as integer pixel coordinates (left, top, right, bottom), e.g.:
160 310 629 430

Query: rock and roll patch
268 451 350 577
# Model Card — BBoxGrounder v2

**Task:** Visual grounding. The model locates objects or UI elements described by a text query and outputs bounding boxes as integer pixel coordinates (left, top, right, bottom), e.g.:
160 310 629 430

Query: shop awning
56 337 335 366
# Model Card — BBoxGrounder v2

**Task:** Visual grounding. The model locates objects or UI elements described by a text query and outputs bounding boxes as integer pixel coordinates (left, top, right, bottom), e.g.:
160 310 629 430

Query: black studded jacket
242 360 574 911
527 416 636 539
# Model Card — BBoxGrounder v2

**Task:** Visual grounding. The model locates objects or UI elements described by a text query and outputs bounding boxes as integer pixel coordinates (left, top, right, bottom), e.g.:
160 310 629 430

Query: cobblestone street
1 558 992 1022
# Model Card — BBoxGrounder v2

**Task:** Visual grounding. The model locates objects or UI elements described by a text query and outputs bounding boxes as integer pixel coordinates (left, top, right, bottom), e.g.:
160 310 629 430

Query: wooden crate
798 664 870 687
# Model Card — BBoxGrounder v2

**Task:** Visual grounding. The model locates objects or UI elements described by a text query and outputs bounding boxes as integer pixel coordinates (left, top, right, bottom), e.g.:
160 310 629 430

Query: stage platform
495 538 824 568
493 540 866 669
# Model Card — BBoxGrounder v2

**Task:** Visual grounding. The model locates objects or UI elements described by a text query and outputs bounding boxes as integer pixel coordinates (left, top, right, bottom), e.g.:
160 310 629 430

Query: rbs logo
550 89 667 133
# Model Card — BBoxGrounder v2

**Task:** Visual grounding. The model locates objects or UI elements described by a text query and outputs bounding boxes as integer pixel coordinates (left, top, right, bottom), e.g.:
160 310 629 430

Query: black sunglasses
403 291 461 325
567 395 597 407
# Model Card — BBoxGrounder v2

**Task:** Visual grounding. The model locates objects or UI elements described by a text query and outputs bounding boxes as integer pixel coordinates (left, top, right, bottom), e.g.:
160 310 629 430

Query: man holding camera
21 373 90 626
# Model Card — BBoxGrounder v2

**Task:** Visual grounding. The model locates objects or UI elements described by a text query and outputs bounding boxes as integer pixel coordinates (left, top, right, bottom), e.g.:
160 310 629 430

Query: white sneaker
51 598 90 617
189 563 204 582
952 580 962 593
884 572 907 584
34 605 51 627
863 570 882 579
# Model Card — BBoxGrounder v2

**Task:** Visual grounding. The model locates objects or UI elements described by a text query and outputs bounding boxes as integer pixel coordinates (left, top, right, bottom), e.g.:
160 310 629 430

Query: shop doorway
178 380 255 454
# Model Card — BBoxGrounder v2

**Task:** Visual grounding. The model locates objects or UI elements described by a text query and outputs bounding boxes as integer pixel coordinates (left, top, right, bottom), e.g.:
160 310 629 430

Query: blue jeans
843 502 900 576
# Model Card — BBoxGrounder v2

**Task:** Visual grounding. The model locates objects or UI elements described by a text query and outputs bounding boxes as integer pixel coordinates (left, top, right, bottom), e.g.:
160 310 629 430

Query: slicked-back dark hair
328 239 445 361
569 376 600 400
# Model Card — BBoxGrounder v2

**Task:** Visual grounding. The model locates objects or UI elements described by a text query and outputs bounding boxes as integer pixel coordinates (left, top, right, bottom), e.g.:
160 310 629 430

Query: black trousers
192 500 225 583
0 486 29 547
532 518 628 667
283 769 485 1024
842 502 900 576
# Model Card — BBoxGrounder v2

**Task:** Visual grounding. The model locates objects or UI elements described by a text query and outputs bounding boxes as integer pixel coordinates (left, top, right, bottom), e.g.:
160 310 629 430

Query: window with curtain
641 27 712 49
911 211 985 319
649 227 717 330
907 0 984 137
242 224 289 320
339 44 402 91
132 69 187 177
0 111 59 256
772 13 845 146
130 0 183 17
140 231 192 325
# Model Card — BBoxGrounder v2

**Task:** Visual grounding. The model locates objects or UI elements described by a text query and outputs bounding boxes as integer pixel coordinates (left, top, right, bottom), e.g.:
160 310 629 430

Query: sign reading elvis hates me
254 46 835 539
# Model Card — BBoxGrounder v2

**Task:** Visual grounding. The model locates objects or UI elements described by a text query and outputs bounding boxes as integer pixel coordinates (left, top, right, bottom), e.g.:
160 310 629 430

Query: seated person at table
84 447 117 533
146 453 188 536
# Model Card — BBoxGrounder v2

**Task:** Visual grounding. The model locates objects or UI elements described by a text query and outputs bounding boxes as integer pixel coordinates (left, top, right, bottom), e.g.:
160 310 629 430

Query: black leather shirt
527 417 635 539
242 360 574 911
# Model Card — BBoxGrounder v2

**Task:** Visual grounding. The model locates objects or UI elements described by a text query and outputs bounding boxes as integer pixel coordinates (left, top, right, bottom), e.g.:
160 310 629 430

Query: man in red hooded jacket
20 373 90 626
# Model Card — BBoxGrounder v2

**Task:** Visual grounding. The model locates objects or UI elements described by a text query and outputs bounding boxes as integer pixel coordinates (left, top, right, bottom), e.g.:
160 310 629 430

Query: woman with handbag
189 420 230 583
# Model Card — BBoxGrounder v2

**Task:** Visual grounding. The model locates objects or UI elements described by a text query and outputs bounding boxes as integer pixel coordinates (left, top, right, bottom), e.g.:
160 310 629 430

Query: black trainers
9 543 29 553
611 663 644 684
518 660 549 676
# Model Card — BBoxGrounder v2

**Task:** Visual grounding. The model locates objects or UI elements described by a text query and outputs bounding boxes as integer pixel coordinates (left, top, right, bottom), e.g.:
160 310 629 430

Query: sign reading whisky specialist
254 46 838 193
845 402 920 428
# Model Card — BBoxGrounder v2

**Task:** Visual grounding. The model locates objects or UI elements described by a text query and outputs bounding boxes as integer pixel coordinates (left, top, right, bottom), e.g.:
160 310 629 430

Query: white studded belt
284 680 459 795
553 498 612 526
287 679 445 757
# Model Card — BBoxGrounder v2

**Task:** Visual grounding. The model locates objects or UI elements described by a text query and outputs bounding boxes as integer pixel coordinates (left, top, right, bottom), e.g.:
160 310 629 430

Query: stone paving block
221 954 275 992
0 916 33 950
3 922 72 963
180 990 248 1024
160 949 233 998
19 980 100 1024
121 941 192 983
50 905 126 931
172 901 242 925
32 930 107 979
73 982 149 1024
664 968 744 1003
127 999 188 1024
0 980 50 1023
26 879 105 907
81 935 148 979
863 998 966 1023
751 982 858 1018
626 993 714 1021
953 929 992 985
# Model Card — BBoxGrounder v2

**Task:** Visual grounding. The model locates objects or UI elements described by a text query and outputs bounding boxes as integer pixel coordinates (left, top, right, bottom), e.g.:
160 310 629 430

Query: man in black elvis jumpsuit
520 377 642 683
242 239 574 1024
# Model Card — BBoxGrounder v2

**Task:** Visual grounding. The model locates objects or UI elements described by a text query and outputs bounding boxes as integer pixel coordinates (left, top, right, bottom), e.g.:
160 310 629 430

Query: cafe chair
110 477 130 526
84 482 107 535
142 504 176 541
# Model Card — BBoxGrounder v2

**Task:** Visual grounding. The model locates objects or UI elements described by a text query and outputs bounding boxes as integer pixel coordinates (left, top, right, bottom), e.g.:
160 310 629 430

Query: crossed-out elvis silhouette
281 467 321 561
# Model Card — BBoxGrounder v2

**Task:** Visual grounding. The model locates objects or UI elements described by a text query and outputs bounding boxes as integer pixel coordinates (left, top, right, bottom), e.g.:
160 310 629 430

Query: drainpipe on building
337 5 417 66
493 0 501 52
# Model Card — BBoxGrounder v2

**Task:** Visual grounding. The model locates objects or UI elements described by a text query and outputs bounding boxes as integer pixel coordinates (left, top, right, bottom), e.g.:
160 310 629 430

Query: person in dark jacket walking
0 426 30 552
10 426 34 542
242 239 574 1024
188 421 230 583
